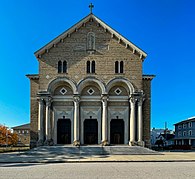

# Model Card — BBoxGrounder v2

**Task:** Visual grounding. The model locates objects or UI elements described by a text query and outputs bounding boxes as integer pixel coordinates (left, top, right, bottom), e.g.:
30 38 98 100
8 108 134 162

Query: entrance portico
36 77 145 147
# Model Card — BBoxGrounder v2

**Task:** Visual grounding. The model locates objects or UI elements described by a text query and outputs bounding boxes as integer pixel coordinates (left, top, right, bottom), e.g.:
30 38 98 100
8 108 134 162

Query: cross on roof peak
89 3 94 14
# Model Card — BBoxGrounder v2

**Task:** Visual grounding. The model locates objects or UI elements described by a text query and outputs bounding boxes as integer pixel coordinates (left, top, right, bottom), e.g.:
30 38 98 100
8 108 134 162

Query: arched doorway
84 119 98 144
57 119 71 144
110 119 124 144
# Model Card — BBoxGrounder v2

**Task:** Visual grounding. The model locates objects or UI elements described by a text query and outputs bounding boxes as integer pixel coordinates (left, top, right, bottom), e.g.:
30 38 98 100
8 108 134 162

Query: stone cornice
34 13 147 60
26 74 39 80
142 75 155 80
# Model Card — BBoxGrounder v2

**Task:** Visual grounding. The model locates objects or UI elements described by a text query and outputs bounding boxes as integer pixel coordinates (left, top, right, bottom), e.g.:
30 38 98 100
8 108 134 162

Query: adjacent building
12 123 30 146
151 128 165 146
27 8 154 148
155 133 175 147
151 128 174 147
174 117 195 147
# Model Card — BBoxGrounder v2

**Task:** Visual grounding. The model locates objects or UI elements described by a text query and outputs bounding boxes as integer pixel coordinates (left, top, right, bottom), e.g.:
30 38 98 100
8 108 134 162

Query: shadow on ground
0 145 159 165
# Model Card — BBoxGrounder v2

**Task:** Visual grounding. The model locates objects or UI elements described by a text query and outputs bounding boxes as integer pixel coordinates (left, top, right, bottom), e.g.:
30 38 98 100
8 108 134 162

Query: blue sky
0 0 195 130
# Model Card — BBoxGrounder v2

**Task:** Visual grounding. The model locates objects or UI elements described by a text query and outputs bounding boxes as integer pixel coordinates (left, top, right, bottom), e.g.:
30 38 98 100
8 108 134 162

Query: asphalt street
0 162 194 179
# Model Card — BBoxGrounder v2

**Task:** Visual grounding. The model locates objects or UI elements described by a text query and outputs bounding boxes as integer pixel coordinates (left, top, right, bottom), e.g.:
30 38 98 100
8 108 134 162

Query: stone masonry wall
29 78 39 148
37 20 143 92
143 79 152 148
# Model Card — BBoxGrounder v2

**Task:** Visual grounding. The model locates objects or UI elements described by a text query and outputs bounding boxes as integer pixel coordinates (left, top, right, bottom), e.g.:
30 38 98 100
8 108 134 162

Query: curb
0 160 195 164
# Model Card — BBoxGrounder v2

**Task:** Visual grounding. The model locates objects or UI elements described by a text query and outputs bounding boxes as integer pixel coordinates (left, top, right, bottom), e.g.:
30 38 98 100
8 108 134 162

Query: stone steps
28 145 159 155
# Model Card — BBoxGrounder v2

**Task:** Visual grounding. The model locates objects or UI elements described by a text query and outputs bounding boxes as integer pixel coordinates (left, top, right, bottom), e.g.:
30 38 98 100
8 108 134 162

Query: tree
0 125 18 146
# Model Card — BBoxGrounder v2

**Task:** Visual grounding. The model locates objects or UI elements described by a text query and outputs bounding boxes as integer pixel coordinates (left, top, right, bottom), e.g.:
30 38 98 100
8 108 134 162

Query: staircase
29 145 159 155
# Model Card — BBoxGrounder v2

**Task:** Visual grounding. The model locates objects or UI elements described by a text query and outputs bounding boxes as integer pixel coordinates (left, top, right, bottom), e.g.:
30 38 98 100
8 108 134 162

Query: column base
73 140 80 147
37 139 44 146
129 141 137 146
137 141 145 147
101 140 109 146
44 139 54 146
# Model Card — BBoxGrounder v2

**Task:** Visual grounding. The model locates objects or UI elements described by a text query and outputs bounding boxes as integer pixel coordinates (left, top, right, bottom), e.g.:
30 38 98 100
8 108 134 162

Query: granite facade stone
27 14 154 148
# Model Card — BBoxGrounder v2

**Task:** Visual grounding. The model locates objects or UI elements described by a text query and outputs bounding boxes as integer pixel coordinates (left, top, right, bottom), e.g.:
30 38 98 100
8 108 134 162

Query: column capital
101 94 108 102
137 94 145 106
37 97 44 104
129 96 136 104
129 92 145 104
137 98 143 106
73 95 80 103
45 97 52 106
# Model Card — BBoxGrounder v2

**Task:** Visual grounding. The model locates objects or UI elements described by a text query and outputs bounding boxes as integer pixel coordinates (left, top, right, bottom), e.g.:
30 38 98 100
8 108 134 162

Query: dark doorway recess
110 119 124 144
84 119 98 144
57 119 71 144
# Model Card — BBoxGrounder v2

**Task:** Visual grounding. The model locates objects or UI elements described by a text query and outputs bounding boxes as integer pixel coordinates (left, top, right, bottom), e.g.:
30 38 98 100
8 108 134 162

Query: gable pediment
35 14 147 60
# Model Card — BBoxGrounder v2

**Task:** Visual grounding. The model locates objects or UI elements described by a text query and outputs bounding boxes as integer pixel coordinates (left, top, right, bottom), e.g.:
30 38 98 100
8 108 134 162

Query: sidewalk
0 150 195 163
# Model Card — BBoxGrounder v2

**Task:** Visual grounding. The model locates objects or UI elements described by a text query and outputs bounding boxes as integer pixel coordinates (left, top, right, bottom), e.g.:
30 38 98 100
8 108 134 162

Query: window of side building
178 125 182 129
183 131 186 136
188 122 192 128
178 131 182 136
183 123 186 129
189 130 192 136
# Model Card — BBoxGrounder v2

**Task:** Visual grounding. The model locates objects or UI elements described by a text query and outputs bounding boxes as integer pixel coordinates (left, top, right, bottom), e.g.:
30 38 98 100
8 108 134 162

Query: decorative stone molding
47 77 78 94
77 77 106 94
107 77 135 95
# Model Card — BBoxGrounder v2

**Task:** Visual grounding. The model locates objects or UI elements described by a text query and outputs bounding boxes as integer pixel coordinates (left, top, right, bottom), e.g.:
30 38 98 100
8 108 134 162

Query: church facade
27 12 154 148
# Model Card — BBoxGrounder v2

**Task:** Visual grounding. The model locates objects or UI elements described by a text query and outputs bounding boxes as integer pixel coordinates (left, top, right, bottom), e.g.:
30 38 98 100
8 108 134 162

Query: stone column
129 97 136 146
73 95 80 146
38 98 44 145
189 139 191 145
137 98 144 146
45 97 53 145
101 95 109 146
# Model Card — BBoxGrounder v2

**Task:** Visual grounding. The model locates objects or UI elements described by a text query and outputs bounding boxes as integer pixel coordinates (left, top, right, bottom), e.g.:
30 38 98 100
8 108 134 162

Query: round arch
47 77 78 94
77 77 106 94
106 77 135 95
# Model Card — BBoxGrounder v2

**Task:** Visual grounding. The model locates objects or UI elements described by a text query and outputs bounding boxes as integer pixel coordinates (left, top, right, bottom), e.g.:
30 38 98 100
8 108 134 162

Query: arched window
120 61 124 73
87 61 90 73
87 32 95 50
115 61 124 74
92 61 95 73
58 61 62 73
115 61 119 73
63 61 67 73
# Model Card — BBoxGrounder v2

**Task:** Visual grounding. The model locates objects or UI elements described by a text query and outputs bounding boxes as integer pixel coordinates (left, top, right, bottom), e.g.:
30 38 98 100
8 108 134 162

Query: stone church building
27 9 154 148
